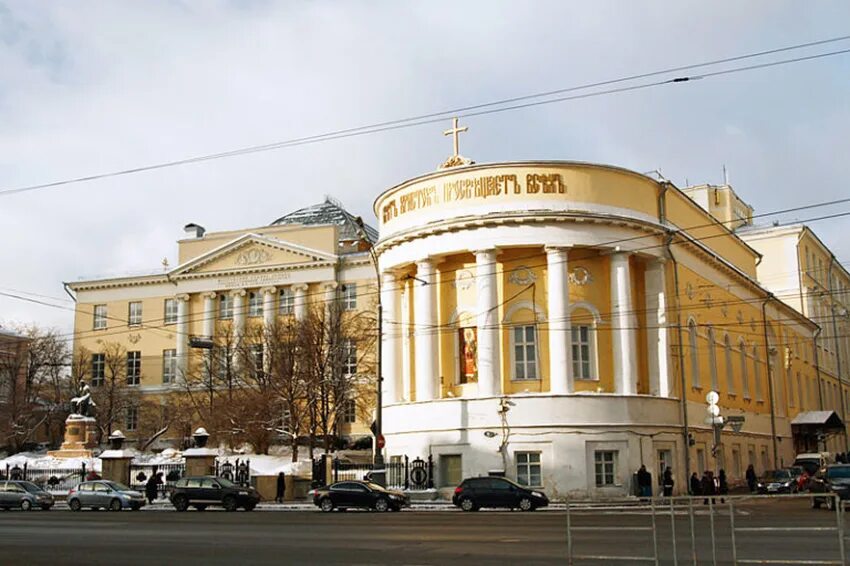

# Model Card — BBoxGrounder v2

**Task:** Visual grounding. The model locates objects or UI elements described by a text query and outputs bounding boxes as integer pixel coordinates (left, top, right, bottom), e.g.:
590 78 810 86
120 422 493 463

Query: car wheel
69 499 82 512
374 498 389 512
243 503 256 512
193 504 207 511
460 497 478 512
20 500 32 511
173 496 189 512
109 499 122 512
223 496 238 512
320 497 334 513
518 497 534 512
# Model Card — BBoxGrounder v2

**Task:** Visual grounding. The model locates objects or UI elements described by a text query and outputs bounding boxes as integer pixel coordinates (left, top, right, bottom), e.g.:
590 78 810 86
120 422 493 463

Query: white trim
502 300 546 324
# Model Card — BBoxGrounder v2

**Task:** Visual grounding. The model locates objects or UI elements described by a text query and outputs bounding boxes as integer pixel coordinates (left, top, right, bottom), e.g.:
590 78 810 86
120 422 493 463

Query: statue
70 380 96 417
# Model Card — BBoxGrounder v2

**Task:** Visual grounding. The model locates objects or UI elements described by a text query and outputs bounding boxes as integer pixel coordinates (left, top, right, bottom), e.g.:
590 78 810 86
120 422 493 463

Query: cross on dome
438 117 475 170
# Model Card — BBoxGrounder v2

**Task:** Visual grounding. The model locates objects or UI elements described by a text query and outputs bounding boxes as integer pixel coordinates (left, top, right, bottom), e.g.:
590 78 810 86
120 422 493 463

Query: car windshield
764 470 790 480
19 481 44 494
827 467 850 479
216 478 238 488
104 481 131 492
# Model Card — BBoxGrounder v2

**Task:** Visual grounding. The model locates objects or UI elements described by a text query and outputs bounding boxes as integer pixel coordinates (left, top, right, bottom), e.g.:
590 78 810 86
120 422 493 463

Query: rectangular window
279 288 294 315
343 340 357 375
515 451 542 487
732 446 742 478
128 302 142 326
127 351 141 386
93 304 107 330
219 295 233 320
215 347 229 380
342 284 357 310
162 349 176 384
125 405 139 432
571 326 594 380
341 399 356 424
594 450 617 487
248 292 263 317
513 325 538 380
250 344 264 377
91 353 105 387
164 298 178 325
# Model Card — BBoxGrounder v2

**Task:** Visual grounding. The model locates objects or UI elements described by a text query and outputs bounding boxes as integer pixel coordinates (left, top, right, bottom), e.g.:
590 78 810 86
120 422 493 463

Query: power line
3 39 850 198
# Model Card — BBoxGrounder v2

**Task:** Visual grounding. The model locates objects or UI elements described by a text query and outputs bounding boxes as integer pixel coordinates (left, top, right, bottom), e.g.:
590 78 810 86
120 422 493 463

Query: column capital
606 248 633 260
544 245 571 255
472 247 500 259
230 289 247 298
176 293 191 302
323 281 339 291
201 292 217 300
260 286 277 295
292 283 309 292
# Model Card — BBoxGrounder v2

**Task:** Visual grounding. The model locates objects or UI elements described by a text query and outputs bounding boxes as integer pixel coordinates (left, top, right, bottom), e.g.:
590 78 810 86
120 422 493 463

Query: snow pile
216 454 312 477
0 452 101 472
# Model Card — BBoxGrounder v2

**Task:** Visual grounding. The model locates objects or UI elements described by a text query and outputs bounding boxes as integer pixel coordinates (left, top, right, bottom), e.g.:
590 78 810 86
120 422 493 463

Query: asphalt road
0 499 846 565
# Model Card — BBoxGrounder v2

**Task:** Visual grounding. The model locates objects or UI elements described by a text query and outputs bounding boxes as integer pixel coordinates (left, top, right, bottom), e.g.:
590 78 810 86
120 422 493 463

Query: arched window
739 339 750 399
503 301 544 382
753 345 763 401
688 320 700 388
570 308 599 381
708 327 718 392
724 334 735 394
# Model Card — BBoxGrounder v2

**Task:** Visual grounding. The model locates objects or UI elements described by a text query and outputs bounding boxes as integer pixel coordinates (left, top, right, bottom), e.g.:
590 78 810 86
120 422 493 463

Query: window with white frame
215 347 230 380
708 327 718 391
91 353 105 387
512 325 538 380
164 298 178 325
341 399 356 424
688 321 701 388
250 344 264 377
162 349 176 384
248 292 263 317
93 304 107 330
125 405 139 432
342 284 357 310
128 302 142 326
127 351 141 386
753 345 763 401
515 451 542 487
219 294 233 320
279 288 294 315
724 335 735 394
594 450 617 487
740 340 750 399
571 325 595 380
343 340 357 375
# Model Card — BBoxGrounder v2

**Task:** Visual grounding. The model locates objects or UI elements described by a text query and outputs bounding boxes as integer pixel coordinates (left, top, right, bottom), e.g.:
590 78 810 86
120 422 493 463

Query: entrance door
439 455 462 488
657 450 673 486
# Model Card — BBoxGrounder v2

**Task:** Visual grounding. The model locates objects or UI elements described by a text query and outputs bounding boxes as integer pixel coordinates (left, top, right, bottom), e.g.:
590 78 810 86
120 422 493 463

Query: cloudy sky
1 0 849 333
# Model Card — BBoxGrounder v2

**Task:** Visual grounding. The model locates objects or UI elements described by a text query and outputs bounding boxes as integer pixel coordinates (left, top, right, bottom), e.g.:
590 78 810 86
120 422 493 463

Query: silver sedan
0 481 55 511
67 481 146 511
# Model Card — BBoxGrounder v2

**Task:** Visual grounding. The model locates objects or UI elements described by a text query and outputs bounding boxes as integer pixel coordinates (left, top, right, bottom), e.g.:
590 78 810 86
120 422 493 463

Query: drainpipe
664 231 690 488
813 326 825 452
827 255 848 451
761 296 779 468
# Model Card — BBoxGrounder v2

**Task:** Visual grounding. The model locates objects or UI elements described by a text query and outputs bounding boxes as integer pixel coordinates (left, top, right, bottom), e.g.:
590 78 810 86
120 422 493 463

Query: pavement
1 497 847 565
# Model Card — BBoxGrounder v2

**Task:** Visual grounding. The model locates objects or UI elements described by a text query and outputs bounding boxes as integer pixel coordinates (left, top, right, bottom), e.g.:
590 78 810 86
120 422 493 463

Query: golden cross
443 117 468 157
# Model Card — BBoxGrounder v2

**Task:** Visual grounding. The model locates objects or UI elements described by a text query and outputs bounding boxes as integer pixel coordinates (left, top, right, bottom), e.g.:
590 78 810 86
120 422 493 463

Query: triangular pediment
172 233 336 277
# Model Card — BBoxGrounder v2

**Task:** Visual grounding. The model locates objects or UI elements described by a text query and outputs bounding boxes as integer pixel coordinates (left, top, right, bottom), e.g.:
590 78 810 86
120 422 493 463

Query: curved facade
374 161 814 498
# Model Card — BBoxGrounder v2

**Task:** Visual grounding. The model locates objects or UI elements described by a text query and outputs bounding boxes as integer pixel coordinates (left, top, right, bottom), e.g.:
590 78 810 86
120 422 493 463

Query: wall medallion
569 266 593 286
236 247 271 266
128 333 141 345
454 269 474 290
686 282 695 300
509 266 537 286
736 310 744 324
721 304 729 318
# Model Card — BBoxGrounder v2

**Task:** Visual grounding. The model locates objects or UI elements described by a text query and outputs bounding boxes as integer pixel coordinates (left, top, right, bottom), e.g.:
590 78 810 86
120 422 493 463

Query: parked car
452 477 549 511
67 480 145 511
310 480 410 512
756 469 798 494
0 480 54 511
794 453 831 476
809 464 850 510
168 476 260 511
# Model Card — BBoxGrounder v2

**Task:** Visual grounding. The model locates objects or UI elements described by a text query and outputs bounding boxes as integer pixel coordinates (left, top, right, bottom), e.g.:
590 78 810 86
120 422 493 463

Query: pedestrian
718 469 728 503
701 471 717 505
746 464 757 493
145 473 159 505
662 467 674 498
275 471 286 503
690 472 702 496
637 465 652 499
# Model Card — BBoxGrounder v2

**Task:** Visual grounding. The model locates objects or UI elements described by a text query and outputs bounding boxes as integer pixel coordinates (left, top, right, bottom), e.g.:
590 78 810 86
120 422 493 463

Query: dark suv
452 477 549 511
168 476 260 511
810 464 850 510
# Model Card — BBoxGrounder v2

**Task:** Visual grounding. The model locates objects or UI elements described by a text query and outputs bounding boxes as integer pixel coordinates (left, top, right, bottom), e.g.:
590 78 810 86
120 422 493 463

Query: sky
1 0 849 334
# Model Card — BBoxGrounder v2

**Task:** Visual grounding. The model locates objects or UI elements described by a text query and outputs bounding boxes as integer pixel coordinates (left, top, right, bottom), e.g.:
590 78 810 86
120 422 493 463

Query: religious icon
459 327 478 384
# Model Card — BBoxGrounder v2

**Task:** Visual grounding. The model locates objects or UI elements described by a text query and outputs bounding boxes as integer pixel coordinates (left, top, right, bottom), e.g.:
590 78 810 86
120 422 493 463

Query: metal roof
790 411 845 428
269 198 378 243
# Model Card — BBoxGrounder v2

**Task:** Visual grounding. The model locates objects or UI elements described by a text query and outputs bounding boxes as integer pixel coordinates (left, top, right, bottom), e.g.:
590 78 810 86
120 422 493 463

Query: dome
270 197 378 243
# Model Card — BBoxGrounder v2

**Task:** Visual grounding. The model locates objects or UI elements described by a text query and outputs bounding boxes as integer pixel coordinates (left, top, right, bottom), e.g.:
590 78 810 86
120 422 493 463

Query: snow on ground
0 452 101 472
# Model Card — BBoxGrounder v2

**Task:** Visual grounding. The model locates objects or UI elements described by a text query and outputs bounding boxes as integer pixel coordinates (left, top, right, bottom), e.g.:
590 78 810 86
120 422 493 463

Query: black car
810 464 850 510
310 480 410 512
756 469 798 494
168 476 260 511
452 477 549 511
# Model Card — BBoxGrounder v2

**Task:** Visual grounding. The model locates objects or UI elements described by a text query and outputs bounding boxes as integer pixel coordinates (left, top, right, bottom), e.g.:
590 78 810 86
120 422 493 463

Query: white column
261 286 276 329
175 294 190 379
645 259 671 397
400 278 412 402
293 284 309 320
381 272 400 404
232 289 247 342
610 252 638 395
546 246 572 394
475 249 500 397
323 282 338 312
414 259 438 401
202 292 216 339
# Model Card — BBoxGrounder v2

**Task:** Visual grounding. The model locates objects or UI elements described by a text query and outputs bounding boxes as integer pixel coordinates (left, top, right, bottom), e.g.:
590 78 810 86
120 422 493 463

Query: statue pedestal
48 415 98 458
184 448 217 476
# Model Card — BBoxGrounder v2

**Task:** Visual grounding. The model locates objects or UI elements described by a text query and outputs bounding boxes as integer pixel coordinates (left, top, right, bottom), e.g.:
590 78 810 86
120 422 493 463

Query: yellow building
67 200 377 448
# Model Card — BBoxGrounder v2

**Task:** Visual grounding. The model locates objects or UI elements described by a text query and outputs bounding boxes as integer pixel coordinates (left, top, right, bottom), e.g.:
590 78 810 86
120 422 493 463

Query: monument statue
70 380 96 417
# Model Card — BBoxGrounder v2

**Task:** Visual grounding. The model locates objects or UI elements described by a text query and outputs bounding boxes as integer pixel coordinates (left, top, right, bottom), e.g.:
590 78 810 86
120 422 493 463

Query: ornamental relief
454 269 474 290
569 266 593 286
235 247 271 266
509 266 537 286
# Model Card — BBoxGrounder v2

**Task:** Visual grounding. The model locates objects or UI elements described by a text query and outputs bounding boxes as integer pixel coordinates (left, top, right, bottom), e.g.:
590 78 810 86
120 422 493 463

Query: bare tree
89 342 140 443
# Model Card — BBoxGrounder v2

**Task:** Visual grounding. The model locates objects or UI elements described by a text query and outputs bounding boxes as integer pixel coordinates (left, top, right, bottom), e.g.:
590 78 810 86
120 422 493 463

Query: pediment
172 234 336 277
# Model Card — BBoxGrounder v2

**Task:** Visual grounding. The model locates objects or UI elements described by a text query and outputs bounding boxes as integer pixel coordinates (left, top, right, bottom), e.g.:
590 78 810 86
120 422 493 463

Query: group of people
635 465 677 498
689 469 729 503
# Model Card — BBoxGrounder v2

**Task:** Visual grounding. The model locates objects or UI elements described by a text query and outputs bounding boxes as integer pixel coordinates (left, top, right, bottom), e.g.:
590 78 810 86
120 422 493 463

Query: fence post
688 497 697 566
427 455 434 489
404 456 409 490
23 462 28 480
835 495 845 563
670 497 678 566
708 497 717 566
650 497 659 566
728 498 737 566
566 498 573 566
81 462 86 482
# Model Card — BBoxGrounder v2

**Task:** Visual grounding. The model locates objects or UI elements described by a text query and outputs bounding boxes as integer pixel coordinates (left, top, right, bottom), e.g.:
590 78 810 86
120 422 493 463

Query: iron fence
311 454 434 490
129 463 185 497
3 462 87 492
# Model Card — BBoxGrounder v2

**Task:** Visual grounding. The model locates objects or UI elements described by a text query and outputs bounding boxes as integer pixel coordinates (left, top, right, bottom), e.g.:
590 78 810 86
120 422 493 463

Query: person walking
637 465 652 499
690 472 702 496
701 471 717 505
275 471 286 503
662 467 674 498
145 473 159 505
718 469 728 503
746 464 757 493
